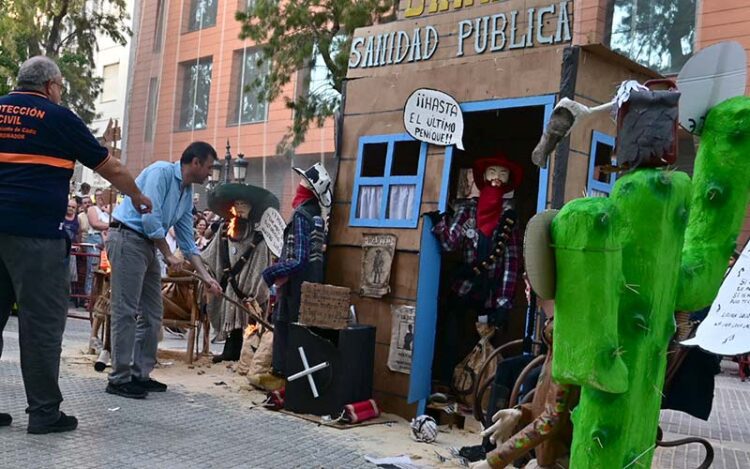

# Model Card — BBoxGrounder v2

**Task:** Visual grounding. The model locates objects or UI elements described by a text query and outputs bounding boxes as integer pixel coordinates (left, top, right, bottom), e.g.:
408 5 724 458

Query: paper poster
682 242 750 355
360 233 397 298
259 208 285 257
403 88 465 150
388 305 416 374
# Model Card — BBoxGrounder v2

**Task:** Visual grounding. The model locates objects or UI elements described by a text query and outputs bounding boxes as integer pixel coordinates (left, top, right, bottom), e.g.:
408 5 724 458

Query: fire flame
227 207 239 238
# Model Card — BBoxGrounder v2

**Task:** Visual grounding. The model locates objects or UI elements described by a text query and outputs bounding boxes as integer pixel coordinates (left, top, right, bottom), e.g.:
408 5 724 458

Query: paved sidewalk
2 313 750 468
655 363 750 469
0 315 369 469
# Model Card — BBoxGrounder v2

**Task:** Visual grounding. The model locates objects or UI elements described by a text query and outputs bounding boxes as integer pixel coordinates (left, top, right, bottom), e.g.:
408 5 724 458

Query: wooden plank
325 246 420 299
373 390 417 418
327 210 424 250
373 342 411 396
563 151 589 201
345 50 564 114
354 296 416 345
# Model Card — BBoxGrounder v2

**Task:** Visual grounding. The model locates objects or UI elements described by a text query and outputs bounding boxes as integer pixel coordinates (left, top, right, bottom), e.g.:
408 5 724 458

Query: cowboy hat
293 162 332 207
523 209 559 300
207 183 280 225
472 154 524 192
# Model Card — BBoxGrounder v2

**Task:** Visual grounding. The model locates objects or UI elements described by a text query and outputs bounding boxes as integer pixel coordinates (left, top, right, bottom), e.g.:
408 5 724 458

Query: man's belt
110 219 152 243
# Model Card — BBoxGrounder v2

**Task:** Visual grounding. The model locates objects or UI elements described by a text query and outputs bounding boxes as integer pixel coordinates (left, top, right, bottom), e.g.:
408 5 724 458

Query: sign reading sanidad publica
404 88 465 149
349 1 571 69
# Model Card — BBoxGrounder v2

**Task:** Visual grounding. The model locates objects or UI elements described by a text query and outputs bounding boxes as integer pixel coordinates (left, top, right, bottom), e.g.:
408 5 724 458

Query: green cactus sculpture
551 96 750 468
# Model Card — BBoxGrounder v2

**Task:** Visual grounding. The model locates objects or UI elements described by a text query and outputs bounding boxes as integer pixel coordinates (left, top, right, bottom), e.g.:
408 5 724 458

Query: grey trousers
107 228 163 385
0 233 68 426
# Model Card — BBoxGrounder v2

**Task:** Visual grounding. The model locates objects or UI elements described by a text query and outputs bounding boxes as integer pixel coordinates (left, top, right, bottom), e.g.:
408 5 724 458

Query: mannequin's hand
423 210 443 226
480 408 522 444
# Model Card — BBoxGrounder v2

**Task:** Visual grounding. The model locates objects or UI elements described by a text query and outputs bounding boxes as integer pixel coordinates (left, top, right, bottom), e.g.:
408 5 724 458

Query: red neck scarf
476 185 505 237
292 185 316 209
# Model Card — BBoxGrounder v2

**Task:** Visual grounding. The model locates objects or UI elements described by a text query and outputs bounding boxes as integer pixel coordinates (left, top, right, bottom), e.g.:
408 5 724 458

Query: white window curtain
358 186 383 219
388 184 416 220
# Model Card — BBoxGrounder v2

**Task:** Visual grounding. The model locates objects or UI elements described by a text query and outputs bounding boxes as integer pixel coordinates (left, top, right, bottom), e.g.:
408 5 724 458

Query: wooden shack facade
325 0 657 417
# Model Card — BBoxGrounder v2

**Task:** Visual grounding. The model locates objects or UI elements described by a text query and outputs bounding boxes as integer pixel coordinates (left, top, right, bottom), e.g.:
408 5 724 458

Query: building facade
122 0 336 214
75 0 135 189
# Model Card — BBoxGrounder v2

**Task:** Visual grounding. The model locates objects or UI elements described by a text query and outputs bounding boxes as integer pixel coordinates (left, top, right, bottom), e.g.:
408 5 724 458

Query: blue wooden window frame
587 130 617 195
349 134 428 228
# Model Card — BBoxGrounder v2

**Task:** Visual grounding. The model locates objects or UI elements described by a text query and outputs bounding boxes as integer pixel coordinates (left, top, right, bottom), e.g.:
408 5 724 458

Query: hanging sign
404 88 465 149
361 233 397 298
388 305 416 374
259 208 285 257
682 242 750 355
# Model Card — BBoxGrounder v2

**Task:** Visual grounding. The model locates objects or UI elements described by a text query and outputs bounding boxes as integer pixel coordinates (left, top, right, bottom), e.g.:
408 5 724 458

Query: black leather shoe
133 377 167 392
0 413 11 427
106 381 147 399
27 412 77 434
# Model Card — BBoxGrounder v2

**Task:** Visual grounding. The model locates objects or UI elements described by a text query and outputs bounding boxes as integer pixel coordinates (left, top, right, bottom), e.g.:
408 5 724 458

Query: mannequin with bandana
202 184 277 363
262 163 331 377
427 154 522 382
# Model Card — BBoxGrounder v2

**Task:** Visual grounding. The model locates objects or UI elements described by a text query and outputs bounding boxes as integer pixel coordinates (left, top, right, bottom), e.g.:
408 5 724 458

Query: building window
144 78 159 142
350 134 427 228
178 57 213 131
187 0 217 32
153 0 166 52
587 131 617 196
229 48 269 125
101 63 119 103
608 0 696 74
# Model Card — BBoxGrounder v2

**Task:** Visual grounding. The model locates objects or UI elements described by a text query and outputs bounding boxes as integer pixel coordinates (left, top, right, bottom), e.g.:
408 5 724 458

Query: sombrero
293 162 332 207
207 183 280 225
523 209 559 300
472 154 524 192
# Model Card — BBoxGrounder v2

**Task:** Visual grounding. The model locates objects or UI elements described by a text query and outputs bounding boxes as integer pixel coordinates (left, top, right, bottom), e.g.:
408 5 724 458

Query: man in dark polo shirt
0 56 152 434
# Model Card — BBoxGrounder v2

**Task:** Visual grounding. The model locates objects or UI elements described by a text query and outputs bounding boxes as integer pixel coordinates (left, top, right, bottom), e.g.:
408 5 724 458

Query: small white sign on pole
682 242 750 355
259 208 285 258
403 88 465 150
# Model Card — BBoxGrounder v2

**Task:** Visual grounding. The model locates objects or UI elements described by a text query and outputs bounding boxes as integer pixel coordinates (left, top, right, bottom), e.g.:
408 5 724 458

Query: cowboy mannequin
262 163 331 377
426 154 523 383
202 183 278 363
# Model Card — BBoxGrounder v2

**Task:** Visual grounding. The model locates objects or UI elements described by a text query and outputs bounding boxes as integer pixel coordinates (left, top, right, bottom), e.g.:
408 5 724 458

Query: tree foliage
0 0 131 124
609 0 696 75
236 0 397 154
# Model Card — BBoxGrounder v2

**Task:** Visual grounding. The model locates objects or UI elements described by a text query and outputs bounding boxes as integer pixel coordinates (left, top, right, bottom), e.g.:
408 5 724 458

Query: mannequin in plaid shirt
426 155 523 381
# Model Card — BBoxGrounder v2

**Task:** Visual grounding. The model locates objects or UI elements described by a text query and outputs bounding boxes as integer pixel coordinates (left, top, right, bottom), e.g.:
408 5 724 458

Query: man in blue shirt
107 141 222 399
0 56 152 434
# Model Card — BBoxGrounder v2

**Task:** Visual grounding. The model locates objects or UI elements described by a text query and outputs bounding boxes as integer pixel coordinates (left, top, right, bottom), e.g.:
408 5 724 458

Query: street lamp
209 158 223 186
207 140 249 189
233 153 248 183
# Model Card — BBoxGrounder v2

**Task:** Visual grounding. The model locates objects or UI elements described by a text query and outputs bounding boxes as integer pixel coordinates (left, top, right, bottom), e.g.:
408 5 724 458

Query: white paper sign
403 88 464 150
259 208 285 258
682 242 750 355
677 41 747 135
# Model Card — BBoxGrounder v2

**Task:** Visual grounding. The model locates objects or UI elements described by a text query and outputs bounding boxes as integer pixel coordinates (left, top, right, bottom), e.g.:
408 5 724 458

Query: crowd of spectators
65 184 223 308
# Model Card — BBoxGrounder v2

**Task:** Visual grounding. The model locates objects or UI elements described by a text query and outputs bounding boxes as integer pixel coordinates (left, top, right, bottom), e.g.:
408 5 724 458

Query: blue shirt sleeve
140 167 169 239
62 108 110 170
262 214 311 286
174 206 199 257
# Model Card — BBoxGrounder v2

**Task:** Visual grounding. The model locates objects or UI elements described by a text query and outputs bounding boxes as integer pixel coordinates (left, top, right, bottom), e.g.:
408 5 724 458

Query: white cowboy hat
293 162 332 207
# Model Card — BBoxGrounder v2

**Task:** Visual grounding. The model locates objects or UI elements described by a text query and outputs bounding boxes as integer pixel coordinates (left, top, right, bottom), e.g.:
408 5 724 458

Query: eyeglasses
49 79 66 93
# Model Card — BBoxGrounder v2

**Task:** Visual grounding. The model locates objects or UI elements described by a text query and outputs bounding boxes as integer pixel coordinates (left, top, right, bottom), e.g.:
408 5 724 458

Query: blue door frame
408 94 556 415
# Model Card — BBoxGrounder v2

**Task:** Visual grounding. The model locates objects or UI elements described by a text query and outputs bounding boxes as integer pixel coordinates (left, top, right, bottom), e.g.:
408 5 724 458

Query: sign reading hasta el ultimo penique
349 1 572 69
403 89 465 149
